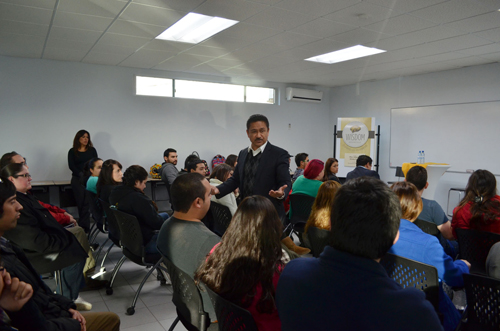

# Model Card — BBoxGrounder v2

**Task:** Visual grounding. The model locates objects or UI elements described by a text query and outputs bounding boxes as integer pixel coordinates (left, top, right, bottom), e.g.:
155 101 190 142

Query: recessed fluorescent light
305 45 386 64
156 12 238 44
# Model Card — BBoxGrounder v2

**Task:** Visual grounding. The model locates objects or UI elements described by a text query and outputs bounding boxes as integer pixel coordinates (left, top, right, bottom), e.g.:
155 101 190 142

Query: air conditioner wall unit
285 87 323 103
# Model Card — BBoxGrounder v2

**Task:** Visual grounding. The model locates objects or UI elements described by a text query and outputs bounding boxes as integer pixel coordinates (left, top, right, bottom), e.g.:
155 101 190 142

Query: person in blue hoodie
389 182 470 331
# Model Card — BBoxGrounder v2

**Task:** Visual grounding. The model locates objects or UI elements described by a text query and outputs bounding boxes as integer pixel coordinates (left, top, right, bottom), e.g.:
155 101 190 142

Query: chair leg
127 259 163 315
168 317 180 331
99 241 114 269
106 255 126 295
87 222 97 242
54 270 63 296
93 237 109 263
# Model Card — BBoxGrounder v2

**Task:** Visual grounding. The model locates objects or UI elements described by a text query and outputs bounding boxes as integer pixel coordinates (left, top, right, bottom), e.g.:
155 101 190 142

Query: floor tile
116 307 158 329
147 301 178 321
121 321 167 331
159 317 189 331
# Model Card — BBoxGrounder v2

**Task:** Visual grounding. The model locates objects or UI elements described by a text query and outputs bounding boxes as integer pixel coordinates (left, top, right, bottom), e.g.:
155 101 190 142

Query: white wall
330 62 500 210
0 55 332 181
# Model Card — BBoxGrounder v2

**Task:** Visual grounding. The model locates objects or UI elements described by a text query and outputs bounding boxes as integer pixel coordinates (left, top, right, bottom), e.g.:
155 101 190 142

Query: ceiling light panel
305 45 386 64
156 12 238 44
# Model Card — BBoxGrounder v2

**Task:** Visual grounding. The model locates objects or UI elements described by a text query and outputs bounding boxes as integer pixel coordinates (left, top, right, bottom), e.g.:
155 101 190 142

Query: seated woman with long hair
452 169 500 237
225 154 238 168
96 159 122 203
322 158 340 183
388 182 469 331
304 180 341 233
209 164 237 215
195 196 283 331
109 165 168 255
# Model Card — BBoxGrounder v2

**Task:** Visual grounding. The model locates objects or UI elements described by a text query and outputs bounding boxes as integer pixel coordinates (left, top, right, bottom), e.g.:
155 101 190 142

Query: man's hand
65 213 78 226
211 185 220 195
69 308 87 331
0 270 33 312
269 185 288 199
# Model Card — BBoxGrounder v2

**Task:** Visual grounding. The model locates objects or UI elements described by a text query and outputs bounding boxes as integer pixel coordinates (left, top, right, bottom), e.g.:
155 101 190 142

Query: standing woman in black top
68 130 97 232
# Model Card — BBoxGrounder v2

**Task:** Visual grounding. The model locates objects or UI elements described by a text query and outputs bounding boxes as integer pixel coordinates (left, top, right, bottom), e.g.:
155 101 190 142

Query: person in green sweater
292 159 324 196
289 159 324 218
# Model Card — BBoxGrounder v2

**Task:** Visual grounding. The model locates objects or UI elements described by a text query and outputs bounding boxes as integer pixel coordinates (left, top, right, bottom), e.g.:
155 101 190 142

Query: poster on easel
336 117 376 178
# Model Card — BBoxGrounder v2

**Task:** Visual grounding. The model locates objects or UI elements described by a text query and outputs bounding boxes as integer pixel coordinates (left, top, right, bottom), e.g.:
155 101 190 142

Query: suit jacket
346 166 380 181
217 142 292 218
4 192 87 274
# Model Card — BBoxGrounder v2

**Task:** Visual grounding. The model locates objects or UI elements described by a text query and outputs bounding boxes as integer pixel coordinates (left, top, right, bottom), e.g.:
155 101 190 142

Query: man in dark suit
212 114 291 220
346 155 380 181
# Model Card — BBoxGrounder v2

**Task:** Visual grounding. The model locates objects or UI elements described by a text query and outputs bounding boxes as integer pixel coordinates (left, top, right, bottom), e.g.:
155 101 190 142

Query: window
136 76 275 104
136 76 173 97
175 80 244 102
246 86 275 104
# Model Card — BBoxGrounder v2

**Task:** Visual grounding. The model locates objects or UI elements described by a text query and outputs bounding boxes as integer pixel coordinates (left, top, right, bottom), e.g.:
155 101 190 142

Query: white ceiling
1 0 499 87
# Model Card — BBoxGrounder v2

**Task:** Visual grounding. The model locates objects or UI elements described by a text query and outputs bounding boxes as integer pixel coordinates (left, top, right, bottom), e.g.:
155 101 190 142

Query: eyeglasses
14 173 31 179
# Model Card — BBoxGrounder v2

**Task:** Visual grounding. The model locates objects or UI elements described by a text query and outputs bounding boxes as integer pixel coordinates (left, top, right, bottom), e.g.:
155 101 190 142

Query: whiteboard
390 101 500 175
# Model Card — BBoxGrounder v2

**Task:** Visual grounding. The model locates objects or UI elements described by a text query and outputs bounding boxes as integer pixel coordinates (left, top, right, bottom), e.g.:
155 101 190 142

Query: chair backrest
456 228 500 275
413 219 440 237
289 194 316 225
87 190 105 232
162 256 210 331
210 202 232 237
462 273 500 330
307 227 330 258
204 283 259 331
111 209 146 266
380 253 440 312
99 199 121 246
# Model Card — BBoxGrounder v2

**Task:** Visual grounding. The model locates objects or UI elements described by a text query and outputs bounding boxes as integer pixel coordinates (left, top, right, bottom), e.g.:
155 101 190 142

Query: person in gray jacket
160 148 178 214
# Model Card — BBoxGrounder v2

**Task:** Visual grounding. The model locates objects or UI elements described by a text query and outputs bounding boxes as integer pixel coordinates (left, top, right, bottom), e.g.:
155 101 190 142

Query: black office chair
456 273 500 331
204 284 259 331
210 202 232 237
413 219 440 237
161 257 211 331
111 209 168 315
455 228 500 275
381 253 440 313
87 191 108 259
288 194 316 240
307 226 330 258
99 199 125 295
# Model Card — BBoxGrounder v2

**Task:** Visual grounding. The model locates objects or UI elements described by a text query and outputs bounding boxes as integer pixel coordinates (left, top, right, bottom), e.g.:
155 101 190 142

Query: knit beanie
304 159 324 179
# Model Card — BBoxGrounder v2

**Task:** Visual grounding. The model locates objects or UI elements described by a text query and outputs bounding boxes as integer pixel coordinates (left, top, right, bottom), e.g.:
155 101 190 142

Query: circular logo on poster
343 121 369 148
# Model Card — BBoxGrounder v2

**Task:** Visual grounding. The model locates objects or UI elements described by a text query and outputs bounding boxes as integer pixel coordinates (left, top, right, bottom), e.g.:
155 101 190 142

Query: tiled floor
47 230 187 331
44 227 310 330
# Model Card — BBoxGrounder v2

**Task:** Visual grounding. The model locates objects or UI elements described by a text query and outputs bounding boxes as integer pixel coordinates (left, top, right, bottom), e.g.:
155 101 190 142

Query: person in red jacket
452 169 500 237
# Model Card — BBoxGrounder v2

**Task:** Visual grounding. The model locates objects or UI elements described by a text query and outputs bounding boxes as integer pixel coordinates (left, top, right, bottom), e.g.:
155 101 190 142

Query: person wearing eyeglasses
0 163 91 310
0 176 120 331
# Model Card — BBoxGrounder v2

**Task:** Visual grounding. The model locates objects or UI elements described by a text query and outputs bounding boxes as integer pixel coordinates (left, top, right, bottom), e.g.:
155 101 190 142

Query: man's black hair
171 173 206 213
184 154 200 170
246 114 269 130
330 177 401 260
164 148 177 158
294 153 308 167
187 159 204 172
406 166 427 191
356 155 373 167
